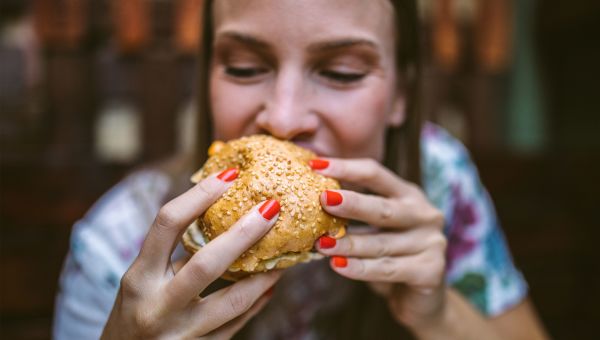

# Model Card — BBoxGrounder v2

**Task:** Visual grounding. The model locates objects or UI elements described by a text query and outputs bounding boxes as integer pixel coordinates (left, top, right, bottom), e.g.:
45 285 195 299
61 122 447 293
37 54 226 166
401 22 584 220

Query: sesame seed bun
182 135 346 280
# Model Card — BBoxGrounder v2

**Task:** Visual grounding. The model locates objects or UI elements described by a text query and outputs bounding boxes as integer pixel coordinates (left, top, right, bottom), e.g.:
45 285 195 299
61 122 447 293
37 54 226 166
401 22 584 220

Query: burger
182 135 346 280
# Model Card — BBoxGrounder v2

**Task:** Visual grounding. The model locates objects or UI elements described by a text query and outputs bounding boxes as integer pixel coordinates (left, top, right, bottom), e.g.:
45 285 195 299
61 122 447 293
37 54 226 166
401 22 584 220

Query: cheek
322 85 392 159
209 74 261 140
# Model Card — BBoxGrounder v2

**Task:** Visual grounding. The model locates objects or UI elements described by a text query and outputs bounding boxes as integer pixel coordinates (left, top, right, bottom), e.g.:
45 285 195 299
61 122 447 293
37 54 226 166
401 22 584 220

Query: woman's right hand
101 169 282 339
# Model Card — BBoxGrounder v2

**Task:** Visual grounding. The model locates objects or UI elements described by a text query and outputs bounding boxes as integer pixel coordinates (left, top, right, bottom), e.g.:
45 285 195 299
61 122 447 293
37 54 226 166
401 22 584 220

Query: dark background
1 1 599 339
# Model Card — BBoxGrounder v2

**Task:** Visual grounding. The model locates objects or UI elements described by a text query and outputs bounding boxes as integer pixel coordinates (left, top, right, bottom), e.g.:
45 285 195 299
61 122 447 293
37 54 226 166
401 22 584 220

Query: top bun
182 135 346 279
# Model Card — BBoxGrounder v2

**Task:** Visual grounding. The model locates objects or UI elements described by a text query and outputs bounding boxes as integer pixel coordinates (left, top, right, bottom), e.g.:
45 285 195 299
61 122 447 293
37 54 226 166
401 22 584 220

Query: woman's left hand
311 158 448 329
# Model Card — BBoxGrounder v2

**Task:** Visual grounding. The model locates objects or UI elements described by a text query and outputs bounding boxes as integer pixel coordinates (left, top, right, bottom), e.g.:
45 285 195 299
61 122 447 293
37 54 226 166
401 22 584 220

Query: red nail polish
309 159 329 170
259 199 280 220
319 236 336 249
332 256 348 268
217 168 239 182
325 190 343 206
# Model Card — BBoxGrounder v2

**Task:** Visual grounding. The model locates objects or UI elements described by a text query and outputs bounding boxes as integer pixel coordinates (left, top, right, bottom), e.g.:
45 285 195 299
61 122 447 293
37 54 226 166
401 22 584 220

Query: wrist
406 289 454 340
408 288 504 340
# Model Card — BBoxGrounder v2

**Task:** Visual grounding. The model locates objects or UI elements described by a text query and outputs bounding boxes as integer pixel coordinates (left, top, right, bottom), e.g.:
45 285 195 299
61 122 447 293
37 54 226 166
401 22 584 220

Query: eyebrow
307 38 378 53
215 31 271 50
215 31 379 53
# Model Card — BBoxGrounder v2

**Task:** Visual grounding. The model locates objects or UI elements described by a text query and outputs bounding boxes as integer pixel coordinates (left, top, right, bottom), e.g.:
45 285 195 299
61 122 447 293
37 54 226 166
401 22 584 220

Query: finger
346 224 378 234
137 168 239 271
368 282 394 298
167 199 280 306
321 189 443 229
330 251 445 288
315 227 440 258
310 157 415 198
192 271 280 336
169 253 192 278
201 293 271 340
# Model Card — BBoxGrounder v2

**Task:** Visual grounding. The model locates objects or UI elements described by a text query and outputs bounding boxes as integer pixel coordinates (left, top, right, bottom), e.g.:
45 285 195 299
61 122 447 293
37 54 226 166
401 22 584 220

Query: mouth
292 141 326 157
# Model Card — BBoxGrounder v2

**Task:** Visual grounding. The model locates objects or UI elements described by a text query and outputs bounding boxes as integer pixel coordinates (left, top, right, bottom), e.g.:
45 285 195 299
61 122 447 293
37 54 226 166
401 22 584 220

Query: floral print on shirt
422 122 527 315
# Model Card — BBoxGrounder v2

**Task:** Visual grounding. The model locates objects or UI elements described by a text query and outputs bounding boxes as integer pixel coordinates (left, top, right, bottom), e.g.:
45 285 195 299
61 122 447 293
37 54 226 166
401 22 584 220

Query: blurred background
1 0 599 338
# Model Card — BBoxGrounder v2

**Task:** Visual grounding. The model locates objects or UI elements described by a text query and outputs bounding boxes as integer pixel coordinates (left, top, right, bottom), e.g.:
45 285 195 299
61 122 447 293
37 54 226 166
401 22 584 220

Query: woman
54 0 548 338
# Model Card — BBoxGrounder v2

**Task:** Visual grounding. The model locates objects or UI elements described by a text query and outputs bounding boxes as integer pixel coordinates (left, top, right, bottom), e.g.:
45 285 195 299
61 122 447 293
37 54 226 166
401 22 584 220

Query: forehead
212 0 396 53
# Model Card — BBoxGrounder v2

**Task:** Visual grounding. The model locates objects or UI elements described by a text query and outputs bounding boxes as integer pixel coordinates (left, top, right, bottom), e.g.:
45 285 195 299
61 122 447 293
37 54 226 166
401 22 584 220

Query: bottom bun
182 221 324 281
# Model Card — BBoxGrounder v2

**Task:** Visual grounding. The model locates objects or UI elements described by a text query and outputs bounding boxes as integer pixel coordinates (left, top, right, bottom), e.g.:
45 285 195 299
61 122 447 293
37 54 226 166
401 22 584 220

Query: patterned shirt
52 123 527 339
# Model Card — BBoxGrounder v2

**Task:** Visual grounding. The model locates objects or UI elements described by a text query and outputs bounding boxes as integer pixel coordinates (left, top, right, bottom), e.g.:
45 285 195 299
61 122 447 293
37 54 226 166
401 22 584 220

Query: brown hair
195 0 422 185
194 1 423 338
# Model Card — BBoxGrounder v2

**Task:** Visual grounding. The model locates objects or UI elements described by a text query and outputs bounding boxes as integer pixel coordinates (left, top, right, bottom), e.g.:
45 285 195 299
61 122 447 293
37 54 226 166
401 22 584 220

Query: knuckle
119 271 142 299
429 209 445 228
378 258 395 279
437 255 447 277
416 206 444 226
197 179 218 201
187 255 220 283
359 159 379 182
349 259 365 277
155 205 179 231
346 236 356 253
418 252 445 287
337 160 350 177
406 182 421 195
378 199 395 225
434 250 447 270
428 232 448 251
436 234 448 252
234 218 260 244
343 193 359 215
337 236 355 255
226 290 252 316
375 236 392 258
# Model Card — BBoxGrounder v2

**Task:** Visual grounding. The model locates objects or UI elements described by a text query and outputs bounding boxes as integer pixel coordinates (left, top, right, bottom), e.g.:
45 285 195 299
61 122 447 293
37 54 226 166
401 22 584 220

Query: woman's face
210 0 405 160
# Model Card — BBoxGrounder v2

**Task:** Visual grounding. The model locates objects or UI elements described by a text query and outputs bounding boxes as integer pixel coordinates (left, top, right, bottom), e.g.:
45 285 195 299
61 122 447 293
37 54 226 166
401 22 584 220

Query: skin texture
102 0 549 338
101 174 282 339
210 0 405 161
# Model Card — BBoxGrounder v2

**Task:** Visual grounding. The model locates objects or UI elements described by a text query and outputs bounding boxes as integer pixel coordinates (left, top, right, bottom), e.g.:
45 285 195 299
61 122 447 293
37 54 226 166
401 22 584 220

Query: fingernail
217 168 239 182
318 236 336 249
309 159 329 170
259 199 280 220
332 256 348 268
325 190 343 206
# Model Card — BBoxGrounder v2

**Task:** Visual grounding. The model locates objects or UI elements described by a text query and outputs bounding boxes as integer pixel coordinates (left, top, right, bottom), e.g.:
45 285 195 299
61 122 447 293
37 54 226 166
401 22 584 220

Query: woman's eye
319 70 366 83
225 66 267 78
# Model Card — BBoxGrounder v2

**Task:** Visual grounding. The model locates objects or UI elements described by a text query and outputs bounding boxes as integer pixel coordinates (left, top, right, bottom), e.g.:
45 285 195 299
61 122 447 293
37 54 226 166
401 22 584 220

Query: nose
255 67 318 140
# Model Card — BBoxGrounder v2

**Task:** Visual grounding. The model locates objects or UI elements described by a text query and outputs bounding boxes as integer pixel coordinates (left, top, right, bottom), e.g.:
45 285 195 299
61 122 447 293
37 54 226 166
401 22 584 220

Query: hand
101 169 281 339
311 158 447 329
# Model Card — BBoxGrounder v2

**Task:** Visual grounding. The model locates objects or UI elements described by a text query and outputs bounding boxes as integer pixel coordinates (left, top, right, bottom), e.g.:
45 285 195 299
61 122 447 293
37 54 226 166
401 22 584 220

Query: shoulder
90 169 168 214
420 122 496 252
420 122 481 215
76 168 171 240
420 123 528 316
69 169 171 288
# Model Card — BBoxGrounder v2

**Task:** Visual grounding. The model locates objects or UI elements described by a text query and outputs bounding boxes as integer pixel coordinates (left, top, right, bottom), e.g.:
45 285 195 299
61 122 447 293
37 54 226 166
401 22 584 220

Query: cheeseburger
182 135 346 280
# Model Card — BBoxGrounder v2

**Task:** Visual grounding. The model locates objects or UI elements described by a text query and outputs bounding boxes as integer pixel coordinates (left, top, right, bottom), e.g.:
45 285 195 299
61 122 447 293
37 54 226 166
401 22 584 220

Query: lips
292 141 326 157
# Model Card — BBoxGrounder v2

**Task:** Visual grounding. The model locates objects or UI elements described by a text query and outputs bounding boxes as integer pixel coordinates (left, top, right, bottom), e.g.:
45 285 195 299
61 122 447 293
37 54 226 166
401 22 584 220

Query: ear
387 94 406 127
